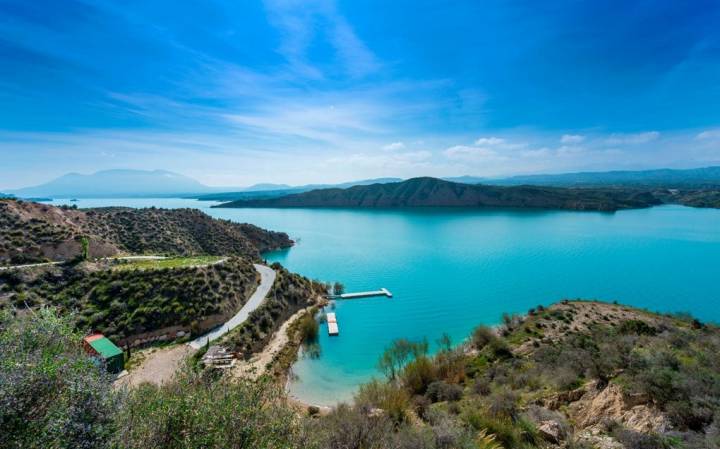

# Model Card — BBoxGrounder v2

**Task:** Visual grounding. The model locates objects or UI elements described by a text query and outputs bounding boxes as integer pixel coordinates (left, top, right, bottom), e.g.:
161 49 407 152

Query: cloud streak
605 131 660 145
262 0 379 79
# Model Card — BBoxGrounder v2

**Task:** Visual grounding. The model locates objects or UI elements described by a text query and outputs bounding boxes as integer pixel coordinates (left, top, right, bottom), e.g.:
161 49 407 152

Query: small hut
83 333 125 373
201 345 236 369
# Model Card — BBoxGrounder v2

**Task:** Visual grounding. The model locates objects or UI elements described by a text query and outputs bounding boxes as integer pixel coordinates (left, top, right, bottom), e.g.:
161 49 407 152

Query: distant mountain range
214 177 664 212
198 167 720 202
493 166 720 188
193 178 403 201
6 169 403 199
8 170 213 198
6 166 720 199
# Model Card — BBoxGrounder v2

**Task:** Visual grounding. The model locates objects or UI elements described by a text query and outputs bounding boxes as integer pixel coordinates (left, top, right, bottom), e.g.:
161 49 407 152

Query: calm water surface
46 198 720 405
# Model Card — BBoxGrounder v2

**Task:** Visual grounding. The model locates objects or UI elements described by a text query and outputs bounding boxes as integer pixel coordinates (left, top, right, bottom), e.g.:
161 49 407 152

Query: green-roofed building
83 334 125 373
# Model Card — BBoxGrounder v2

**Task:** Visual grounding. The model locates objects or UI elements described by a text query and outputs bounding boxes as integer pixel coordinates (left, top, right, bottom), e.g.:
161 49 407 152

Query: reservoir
46 199 720 405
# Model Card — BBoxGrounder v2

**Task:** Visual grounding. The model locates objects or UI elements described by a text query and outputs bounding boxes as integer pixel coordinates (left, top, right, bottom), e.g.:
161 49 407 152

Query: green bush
355 379 411 424
425 381 463 402
0 308 119 449
116 370 303 449
298 313 319 344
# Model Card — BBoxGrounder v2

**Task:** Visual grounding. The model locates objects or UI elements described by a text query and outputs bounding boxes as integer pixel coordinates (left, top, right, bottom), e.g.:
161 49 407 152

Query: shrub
473 378 491 396
116 370 302 448
0 308 119 449
465 410 522 449
471 326 496 350
488 387 519 420
377 338 429 380
355 379 411 424
618 319 657 336
298 313 319 344
401 356 438 396
612 427 674 449
425 381 463 403
307 403 396 448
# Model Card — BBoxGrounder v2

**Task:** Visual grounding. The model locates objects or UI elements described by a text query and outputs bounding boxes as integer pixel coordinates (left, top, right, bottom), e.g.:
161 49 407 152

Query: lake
45 198 720 405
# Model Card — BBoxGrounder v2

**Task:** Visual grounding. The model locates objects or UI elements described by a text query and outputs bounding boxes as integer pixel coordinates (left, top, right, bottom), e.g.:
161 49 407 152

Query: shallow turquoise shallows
45 199 720 405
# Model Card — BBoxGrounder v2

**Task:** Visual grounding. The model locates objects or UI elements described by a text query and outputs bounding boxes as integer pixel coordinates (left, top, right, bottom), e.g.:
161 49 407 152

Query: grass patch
112 256 224 271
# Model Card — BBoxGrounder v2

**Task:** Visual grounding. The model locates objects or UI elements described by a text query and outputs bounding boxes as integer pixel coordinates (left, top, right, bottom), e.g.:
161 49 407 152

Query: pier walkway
333 288 392 300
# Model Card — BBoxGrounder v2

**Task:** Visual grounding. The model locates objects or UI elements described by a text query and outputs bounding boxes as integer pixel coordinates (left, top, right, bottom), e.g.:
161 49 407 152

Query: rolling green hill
0 199 292 265
0 257 259 344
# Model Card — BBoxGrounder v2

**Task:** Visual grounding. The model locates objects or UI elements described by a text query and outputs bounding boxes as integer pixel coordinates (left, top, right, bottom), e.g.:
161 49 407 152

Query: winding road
188 264 276 349
116 264 277 387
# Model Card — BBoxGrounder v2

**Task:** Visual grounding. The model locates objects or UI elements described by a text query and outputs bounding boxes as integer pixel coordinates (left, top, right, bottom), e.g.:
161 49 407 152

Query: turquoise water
45 199 720 405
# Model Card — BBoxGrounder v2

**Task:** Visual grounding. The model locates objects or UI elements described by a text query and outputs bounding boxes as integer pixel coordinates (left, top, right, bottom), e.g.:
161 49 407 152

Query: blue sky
2 0 720 188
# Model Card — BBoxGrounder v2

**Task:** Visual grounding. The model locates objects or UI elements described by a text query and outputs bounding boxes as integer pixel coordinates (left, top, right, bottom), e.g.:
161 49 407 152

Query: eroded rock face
538 420 566 444
568 382 671 433
543 385 587 410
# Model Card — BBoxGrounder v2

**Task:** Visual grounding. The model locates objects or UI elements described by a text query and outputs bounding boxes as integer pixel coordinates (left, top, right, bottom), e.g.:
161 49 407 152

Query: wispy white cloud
383 142 406 151
262 0 379 79
556 145 586 156
430 128 720 178
605 131 660 145
224 100 384 146
443 145 504 163
474 137 505 146
322 150 433 178
560 134 585 144
696 129 720 140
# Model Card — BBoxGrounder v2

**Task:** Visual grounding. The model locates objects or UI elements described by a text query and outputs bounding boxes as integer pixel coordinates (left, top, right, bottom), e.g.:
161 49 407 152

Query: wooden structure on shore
201 345 236 369
83 333 124 373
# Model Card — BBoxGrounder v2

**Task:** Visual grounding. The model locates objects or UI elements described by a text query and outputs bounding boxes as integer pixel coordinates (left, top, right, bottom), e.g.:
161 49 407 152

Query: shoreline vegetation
4 299 719 448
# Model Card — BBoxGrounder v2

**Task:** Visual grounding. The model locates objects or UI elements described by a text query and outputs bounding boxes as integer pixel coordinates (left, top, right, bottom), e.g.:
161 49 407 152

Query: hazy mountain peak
10 169 211 198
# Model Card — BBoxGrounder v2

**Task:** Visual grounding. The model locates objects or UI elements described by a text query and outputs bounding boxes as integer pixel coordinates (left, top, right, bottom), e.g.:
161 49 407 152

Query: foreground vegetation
4 300 718 449
351 301 720 448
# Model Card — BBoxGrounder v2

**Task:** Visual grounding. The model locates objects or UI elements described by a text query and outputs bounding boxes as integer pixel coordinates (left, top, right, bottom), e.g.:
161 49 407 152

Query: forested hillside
0 199 292 264
0 257 259 344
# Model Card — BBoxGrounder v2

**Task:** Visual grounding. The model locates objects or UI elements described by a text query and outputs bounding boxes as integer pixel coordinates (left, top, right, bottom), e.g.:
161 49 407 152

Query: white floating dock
327 312 339 336
339 288 392 299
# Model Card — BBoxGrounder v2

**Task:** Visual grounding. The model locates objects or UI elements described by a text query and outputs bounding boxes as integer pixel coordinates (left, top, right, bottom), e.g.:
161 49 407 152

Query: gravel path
189 263 276 349
0 255 167 271
233 308 308 379
115 345 193 388
116 264 276 387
